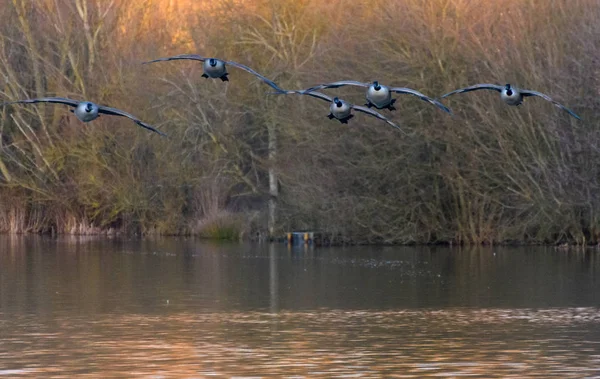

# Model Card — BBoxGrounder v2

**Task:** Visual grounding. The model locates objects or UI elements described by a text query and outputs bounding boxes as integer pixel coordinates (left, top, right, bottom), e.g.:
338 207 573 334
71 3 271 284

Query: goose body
202 58 228 79
272 90 402 131
0 97 167 136
366 83 393 109
296 80 451 113
143 54 287 93
441 83 581 120
500 85 523 106
329 97 353 122
75 101 99 122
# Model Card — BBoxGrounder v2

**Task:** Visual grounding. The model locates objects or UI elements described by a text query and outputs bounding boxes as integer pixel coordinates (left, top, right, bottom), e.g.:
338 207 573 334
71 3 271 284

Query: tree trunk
268 121 278 238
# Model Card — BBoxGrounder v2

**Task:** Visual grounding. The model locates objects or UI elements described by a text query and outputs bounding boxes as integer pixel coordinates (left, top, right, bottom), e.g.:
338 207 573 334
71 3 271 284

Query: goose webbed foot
219 74 229 82
327 113 335 120
364 102 373 108
201 73 209 79
338 114 354 124
388 99 397 111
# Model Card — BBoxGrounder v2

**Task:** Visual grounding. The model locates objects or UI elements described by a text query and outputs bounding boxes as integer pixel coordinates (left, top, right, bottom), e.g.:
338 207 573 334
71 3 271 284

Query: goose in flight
142 54 287 93
294 80 451 114
440 83 581 120
274 90 402 131
0 97 167 136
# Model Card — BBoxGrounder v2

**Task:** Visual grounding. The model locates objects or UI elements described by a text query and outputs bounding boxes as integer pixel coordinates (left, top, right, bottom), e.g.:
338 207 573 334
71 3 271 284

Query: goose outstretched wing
297 80 369 94
98 106 168 136
0 97 80 107
441 84 504 98
390 87 452 114
520 89 581 120
352 105 404 132
225 60 288 93
142 54 206 65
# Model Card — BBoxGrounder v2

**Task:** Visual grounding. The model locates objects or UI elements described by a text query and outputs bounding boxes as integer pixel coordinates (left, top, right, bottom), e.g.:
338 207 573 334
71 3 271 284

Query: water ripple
1 308 600 377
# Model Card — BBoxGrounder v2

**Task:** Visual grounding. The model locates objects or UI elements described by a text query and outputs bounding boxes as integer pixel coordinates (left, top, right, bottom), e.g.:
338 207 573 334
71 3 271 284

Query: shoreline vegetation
1 0 599 246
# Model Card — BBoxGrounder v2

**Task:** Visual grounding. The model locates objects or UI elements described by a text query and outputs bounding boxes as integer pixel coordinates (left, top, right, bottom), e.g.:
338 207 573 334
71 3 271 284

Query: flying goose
440 83 581 120
142 54 287 93
294 80 451 114
0 97 167 136
274 90 402 131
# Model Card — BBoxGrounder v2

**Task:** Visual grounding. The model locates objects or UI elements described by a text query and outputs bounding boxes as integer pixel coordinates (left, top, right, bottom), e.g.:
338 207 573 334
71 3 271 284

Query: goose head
209 58 218 67
85 102 94 112
505 84 513 96
333 97 343 107
373 81 382 91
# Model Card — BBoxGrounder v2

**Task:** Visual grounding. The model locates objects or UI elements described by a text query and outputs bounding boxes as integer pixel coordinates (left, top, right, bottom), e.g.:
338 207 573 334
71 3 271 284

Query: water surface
1 237 599 377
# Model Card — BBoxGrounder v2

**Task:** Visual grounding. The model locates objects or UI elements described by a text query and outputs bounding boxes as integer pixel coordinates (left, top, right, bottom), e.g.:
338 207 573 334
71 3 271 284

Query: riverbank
1 227 599 248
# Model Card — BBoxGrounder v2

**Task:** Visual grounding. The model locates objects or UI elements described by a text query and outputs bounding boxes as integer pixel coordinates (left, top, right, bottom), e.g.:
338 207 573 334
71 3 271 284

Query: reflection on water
1 236 600 377
2 309 600 377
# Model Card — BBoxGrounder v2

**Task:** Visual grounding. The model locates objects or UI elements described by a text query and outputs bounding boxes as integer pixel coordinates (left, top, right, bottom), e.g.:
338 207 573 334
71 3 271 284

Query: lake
1 236 600 377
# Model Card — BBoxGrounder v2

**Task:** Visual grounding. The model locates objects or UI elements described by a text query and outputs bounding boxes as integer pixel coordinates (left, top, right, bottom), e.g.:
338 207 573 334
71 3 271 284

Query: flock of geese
0 54 582 137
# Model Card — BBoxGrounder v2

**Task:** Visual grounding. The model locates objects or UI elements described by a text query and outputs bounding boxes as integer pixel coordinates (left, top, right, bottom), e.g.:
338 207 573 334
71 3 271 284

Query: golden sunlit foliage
0 0 598 244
